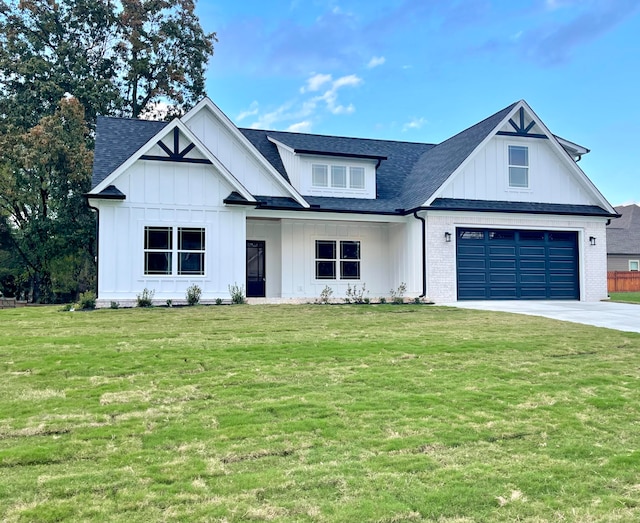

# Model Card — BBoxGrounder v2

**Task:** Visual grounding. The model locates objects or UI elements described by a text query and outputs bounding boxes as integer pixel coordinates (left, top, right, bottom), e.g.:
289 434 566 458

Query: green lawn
609 292 640 303
1 305 639 522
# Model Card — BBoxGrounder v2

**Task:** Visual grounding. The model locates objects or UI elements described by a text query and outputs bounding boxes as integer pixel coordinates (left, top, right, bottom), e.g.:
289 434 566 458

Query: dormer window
331 165 347 188
350 167 365 189
508 145 529 188
312 163 366 190
312 164 328 187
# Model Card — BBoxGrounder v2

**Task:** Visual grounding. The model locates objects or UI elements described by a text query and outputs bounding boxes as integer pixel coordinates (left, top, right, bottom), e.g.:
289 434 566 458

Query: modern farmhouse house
88 98 617 306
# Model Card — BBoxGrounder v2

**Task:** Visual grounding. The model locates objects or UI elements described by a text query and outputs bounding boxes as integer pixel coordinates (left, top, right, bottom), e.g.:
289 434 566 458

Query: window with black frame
144 226 205 276
144 226 172 275
178 228 205 275
315 240 360 280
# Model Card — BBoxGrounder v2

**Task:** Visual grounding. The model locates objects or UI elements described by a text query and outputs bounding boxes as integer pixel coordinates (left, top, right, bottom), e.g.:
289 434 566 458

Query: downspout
86 200 100 300
412 210 426 298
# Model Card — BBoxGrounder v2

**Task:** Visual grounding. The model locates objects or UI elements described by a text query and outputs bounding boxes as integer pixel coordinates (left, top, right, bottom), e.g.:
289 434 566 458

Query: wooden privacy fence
608 271 640 293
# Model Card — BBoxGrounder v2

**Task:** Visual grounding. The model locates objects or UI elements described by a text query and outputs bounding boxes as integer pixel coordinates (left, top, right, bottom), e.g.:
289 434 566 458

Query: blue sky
197 0 640 206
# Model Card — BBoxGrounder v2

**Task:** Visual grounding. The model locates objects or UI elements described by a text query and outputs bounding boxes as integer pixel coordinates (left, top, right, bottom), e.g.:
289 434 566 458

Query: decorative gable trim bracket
423 100 616 215
89 119 256 203
496 107 548 139
140 128 212 165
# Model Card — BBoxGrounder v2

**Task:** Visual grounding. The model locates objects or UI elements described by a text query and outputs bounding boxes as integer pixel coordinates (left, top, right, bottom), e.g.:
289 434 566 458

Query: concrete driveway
441 300 640 334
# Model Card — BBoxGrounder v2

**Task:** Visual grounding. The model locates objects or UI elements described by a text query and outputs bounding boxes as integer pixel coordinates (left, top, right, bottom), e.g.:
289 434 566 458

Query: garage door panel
489 287 518 298
489 259 516 269
458 245 486 256
489 246 516 256
520 273 547 284
550 261 576 271
489 273 517 283
520 246 546 256
520 259 546 270
457 228 579 300
458 259 486 269
458 273 487 283
519 287 549 299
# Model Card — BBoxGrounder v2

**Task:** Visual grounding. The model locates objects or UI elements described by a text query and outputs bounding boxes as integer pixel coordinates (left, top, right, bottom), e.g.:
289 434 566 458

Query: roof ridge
433 101 518 146
240 127 436 147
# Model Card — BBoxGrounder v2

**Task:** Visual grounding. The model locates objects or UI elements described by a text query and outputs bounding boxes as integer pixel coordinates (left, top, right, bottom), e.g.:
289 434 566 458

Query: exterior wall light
589 236 596 246
444 232 452 243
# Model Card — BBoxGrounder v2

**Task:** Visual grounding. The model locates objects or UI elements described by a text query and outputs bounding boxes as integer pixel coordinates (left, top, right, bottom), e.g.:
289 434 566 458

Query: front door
246 241 266 297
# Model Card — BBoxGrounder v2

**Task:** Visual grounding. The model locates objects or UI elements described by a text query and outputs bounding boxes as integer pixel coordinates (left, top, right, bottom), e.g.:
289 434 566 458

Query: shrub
136 288 155 307
228 283 246 304
390 282 407 304
379 297 387 304
186 284 202 306
110 301 120 309
166 299 173 308
344 283 368 304
215 298 223 305
78 290 96 310
318 285 333 304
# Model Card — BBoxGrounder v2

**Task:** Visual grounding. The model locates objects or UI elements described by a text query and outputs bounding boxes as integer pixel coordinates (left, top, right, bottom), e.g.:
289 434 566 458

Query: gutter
412 211 427 298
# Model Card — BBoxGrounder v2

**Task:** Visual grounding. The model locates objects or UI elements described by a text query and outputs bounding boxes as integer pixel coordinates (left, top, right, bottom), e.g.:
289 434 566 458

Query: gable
89 119 255 203
436 133 600 206
427 101 615 213
182 99 308 206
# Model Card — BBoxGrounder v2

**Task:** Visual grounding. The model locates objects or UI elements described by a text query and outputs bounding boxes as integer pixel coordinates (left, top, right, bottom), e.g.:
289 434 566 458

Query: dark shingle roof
90 100 611 219
607 205 640 254
399 102 518 209
241 129 434 203
431 198 615 217
92 116 168 188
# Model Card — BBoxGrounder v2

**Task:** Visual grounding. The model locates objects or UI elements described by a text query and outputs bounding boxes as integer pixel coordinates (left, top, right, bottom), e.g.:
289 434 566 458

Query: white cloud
248 73 362 129
300 73 333 93
402 117 426 132
236 101 259 122
315 74 362 115
287 121 312 133
367 56 386 68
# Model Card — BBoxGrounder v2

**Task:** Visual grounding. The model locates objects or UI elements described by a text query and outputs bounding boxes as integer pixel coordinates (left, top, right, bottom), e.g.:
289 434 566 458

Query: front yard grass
609 291 640 303
1 304 639 522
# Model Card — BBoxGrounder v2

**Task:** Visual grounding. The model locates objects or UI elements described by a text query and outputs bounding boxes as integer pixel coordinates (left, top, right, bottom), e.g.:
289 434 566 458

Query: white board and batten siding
278 219 394 299
91 160 247 304
185 108 290 198
438 135 598 206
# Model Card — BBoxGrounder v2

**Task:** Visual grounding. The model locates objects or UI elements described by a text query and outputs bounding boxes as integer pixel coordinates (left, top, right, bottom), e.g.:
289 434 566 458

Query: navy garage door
457 228 579 300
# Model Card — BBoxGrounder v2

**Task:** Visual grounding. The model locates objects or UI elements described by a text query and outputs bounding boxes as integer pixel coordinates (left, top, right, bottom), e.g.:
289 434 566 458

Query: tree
0 97 94 302
0 0 120 131
117 0 216 118
0 0 216 127
0 0 216 301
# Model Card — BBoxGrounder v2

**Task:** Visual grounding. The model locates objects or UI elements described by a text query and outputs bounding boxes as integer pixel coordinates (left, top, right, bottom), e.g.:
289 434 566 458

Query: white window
350 166 365 189
508 145 529 188
312 164 328 187
144 226 205 276
315 240 360 280
331 165 347 188
630 260 639 271
312 163 367 190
